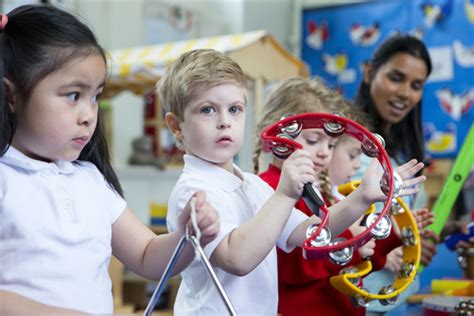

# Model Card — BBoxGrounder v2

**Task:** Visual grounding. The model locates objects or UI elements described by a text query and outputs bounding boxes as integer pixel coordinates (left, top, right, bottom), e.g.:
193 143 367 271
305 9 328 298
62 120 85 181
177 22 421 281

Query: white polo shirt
0 146 126 313
167 155 308 315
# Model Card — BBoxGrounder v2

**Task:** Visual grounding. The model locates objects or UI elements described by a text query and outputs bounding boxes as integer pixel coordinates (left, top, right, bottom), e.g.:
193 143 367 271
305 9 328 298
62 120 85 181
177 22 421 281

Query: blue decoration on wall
301 0 473 158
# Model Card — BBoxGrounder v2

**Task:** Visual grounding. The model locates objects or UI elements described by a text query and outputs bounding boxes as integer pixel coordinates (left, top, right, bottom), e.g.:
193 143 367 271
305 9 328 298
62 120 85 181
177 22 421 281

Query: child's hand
412 208 435 231
359 159 426 204
358 238 376 259
178 191 220 247
276 150 316 200
384 247 403 272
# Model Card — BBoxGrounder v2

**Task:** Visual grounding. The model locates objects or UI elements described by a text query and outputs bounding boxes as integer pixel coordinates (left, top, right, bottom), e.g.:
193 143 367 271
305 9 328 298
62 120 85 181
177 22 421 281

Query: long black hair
355 35 432 164
0 4 123 196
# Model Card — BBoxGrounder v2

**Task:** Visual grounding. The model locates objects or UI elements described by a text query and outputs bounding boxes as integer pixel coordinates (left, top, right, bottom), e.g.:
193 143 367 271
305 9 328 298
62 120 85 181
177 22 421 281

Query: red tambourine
261 112 403 264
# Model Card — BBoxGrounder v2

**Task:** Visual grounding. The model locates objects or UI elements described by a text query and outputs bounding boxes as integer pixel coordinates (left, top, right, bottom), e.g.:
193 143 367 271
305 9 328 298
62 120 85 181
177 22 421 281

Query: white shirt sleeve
167 177 239 259
277 207 308 253
257 179 309 253
0 167 4 201
82 162 126 224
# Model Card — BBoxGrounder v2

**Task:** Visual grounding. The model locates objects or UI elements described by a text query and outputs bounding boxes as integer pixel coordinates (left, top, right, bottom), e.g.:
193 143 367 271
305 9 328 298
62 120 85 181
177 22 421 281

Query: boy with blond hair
159 49 426 315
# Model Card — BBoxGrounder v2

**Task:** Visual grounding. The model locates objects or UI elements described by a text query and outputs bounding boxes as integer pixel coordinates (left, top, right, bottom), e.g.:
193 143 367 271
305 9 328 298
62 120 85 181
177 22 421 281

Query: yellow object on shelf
451 282 474 296
150 202 167 226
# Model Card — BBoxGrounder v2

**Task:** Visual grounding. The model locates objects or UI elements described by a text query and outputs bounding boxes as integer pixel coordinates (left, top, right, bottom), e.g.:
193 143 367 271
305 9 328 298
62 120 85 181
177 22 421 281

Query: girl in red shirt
254 78 429 316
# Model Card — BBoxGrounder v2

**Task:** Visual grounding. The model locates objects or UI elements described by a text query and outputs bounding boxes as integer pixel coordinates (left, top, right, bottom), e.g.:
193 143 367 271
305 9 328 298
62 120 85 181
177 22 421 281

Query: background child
160 49 426 315
255 78 373 316
327 102 370 201
255 78 424 315
328 99 434 313
0 5 218 315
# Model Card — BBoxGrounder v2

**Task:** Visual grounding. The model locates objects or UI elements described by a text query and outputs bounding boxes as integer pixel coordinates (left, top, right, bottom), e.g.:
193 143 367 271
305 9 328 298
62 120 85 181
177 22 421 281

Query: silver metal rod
144 234 236 315
188 235 237 316
144 235 187 316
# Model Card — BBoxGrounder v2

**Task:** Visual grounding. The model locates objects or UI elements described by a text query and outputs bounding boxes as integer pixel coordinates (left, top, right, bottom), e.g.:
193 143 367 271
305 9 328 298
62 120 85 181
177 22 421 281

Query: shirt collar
1 145 76 174
183 154 244 192
267 164 282 175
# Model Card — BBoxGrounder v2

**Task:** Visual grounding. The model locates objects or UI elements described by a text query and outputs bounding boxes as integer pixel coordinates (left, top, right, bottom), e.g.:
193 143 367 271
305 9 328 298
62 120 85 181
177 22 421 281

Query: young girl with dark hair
0 5 219 314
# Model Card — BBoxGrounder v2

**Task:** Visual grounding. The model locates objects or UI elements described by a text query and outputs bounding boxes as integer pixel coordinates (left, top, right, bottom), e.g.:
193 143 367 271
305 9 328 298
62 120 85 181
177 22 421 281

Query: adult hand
412 208 435 231
420 229 440 266
442 221 474 250
359 159 426 204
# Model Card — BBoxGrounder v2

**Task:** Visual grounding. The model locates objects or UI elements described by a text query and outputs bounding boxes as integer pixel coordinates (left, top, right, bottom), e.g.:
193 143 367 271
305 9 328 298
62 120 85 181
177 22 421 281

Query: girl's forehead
338 138 362 152
338 136 360 145
301 128 338 140
302 128 325 135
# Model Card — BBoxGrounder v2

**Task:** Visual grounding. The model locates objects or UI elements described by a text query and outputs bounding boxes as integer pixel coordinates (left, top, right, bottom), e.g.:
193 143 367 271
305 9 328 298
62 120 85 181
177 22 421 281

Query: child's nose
79 103 96 126
217 113 231 129
354 160 362 170
316 145 330 158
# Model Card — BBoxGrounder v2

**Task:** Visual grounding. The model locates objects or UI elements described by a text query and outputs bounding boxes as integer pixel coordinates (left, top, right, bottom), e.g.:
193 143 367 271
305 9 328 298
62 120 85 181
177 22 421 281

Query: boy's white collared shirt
167 154 308 315
0 146 126 314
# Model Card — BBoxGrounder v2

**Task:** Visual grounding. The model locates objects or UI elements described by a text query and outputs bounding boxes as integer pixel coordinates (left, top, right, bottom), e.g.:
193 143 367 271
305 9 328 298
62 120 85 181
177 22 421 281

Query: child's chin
62 152 81 162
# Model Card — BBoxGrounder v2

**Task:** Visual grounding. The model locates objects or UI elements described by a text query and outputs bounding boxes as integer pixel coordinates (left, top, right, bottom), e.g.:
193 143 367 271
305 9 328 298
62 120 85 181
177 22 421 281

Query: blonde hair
318 170 336 206
336 98 373 145
254 77 366 207
323 99 373 205
253 77 345 174
158 49 247 121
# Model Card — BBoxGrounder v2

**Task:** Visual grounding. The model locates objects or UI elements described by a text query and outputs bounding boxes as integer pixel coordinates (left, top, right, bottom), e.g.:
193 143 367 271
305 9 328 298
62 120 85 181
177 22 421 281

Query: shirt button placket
59 174 78 223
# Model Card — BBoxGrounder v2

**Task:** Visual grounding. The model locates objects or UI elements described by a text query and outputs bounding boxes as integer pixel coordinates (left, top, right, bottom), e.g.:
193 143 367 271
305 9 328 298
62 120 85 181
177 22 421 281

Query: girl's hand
384 247 403 273
178 191 220 247
412 208 435 231
359 159 426 204
276 150 316 200
358 238 376 259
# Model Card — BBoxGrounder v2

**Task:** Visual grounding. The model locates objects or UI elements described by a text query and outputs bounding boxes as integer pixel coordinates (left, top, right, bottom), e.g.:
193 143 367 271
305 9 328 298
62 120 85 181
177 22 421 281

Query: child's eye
93 92 102 104
329 143 336 150
305 139 318 145
67 92 80 102
229 105 243 114
200 106 215 114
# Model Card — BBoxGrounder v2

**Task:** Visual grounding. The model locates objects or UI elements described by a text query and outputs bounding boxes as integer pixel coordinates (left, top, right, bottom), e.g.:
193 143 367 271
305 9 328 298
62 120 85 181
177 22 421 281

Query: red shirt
260 164 402 316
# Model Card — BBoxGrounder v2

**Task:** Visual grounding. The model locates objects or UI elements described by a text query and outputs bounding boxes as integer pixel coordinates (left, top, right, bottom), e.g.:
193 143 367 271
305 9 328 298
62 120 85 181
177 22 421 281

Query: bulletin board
301 0 474 158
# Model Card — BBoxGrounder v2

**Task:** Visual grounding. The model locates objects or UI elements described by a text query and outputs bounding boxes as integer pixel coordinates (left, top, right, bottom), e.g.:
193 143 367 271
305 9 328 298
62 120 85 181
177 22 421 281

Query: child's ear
3 78 17 112
165 112 183 140
362 62 373 84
